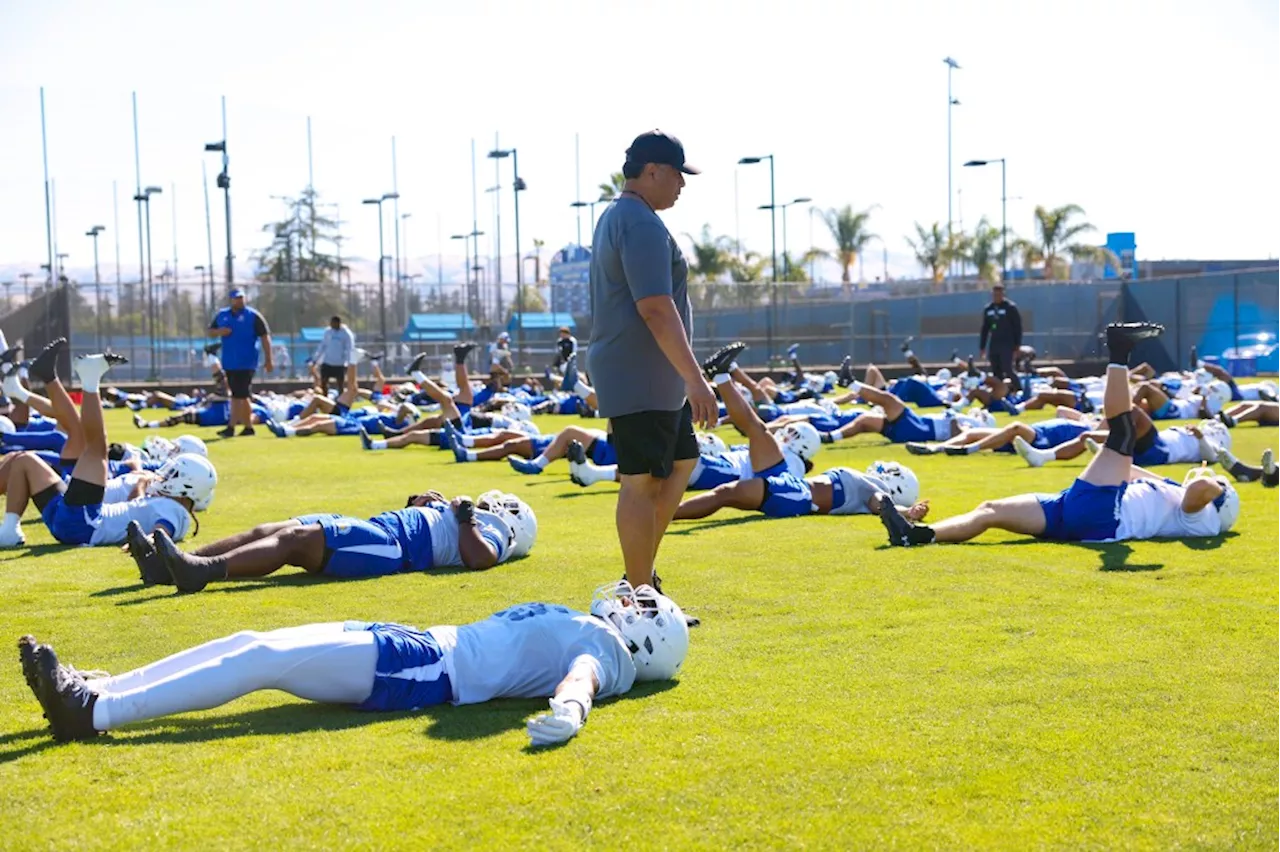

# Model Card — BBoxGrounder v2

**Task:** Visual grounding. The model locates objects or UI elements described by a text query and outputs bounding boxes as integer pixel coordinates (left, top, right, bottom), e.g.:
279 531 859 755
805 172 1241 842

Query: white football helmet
501 401 533 422
141 435 177 463
822 370 838 388
192 488 215 512
1192 368 1214 387
1216 480 1240 534
696 431 727 456
867 460 921 507
173 434 209 458
1203 380 1233 415
146 453 217 507
1196 419 1232 452
935 367 953 382
778 421 821 462
590 580 690 681
0 415 14 435
476 490 538 558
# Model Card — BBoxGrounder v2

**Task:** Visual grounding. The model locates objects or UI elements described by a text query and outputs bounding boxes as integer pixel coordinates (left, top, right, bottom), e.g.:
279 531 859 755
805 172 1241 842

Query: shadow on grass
0 681 680 762
553 490 616 500
666 515 771 535
0 543 77 561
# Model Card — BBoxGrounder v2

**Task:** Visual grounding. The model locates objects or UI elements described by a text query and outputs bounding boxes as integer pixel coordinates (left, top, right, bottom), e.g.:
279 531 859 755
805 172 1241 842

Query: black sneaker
701 342 747 380
566 439 587 466
1217 411 1236 429
942 445 971 456
453 342 477 364
407 352 429 376
127 520 171 586
837 356 854 387
879 495 935 547
18 634 41 703
33 645 100 742
0 345 23 374
1077 393 1095 414
103 352 129 365
216 427 235 438
239 426 256 437
1262 449 1277 489
1104 322 1164 365
28 338 67 384
820 432 835 444
905 442 937 456
154 529 218 593
966 355 979 377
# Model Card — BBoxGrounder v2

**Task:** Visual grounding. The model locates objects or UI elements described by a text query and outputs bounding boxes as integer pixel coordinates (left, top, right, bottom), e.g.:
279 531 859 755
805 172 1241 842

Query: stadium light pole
943 57 961 282
363 192 398 345
964 158 1007 281
204 100 233 284
759 196 811 281
86 225 106 350
451 230 486 323
488 147 525 363
739 154 776 360
133 186 162 378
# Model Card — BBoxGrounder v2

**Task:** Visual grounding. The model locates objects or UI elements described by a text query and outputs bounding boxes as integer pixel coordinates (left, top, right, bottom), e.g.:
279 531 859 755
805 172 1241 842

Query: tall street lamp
86 225 106 349
204 99 233 284
133 185 162 376
363 192 399 344
964 158 1007 281
451 230 486 322
943 57 961 281
488 147 525 361
569 196 608 244
739 155 777 359
759 196 811 280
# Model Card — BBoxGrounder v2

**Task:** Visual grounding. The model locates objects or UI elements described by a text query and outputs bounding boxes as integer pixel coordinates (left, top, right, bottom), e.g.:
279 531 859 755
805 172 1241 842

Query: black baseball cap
625 130 700 175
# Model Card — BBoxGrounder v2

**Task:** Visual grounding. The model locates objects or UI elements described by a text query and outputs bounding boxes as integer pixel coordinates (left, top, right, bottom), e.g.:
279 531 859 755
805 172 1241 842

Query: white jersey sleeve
1115 478 1220 541
1160 428 1203 464
430 605 636 705
103 473 145 504
422 507 510 568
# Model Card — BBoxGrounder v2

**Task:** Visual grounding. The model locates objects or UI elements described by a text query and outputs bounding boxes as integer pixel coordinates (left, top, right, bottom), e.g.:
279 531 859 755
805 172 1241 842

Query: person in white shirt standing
19 580 690 747
314 315 356 395
879 323 1241 548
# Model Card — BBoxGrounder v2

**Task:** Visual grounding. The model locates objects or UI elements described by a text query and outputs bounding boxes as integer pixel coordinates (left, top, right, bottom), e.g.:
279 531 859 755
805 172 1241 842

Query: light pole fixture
759 196 812 280
943 56 961 281
451 230 486 323
363 192 399 344
739 154 777 360
489 146 526 360
569 196 608 243
204 132 233 284
964 158 1007 281
133 185 162 377
86 225 106 349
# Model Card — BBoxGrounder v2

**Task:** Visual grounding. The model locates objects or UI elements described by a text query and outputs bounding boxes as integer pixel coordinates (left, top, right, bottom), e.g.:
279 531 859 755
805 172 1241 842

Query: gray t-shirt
823 467 888 516
586 195 692 417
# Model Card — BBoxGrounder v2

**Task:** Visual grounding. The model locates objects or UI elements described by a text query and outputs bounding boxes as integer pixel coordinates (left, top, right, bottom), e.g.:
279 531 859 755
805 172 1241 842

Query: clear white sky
1 0 1276 286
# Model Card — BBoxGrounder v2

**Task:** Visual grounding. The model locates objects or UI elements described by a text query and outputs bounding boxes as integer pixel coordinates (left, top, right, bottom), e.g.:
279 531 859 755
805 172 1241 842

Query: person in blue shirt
207 288 273 438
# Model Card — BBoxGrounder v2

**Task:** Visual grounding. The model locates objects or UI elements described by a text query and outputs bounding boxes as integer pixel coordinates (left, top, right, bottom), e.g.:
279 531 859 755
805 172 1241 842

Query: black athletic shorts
319 363 346 390
225 369 255 399
610 401 698 479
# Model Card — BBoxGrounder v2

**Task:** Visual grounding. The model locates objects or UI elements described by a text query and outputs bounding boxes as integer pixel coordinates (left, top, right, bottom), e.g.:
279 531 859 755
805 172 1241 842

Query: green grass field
1 406 1276 849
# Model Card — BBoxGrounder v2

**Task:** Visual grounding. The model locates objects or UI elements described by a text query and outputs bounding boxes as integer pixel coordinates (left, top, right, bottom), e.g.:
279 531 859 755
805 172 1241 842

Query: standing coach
978 282 1022 382
208 287 273 437
314 315 356 395
586 129 717 597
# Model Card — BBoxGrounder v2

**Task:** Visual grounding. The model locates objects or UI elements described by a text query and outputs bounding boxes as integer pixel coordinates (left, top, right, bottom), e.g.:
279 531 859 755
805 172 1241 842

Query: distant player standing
979 283 1022 383
586 130 717 595
207 288 273 437
314 315 356 395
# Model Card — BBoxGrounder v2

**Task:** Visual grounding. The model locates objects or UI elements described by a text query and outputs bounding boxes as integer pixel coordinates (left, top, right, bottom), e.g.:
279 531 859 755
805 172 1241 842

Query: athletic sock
530 454 550 470
460 434 477 447
371 439 387 450
465 450 477 462
713 373 731 386
282 425 297 437
3 374 29 402
73 354 111 393
825 431 844 443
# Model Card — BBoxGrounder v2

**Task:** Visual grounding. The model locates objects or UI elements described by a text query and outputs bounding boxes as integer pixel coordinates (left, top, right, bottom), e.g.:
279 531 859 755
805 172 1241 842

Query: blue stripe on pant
295 513 409 578
345 621 453 711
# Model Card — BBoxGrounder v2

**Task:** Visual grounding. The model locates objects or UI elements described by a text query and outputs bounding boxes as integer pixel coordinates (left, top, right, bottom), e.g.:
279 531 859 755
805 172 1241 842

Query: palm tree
530 238 546 284
905 222 952 287
777 249 827 284
684 225 734 310
1020 204 1117 280
598 172 626 201
964 218 1002 284
819 204 878 290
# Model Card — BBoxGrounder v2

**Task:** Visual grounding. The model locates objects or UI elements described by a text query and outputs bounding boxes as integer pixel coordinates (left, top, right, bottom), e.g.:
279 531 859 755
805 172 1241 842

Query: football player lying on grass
123 488 538 592
18 580 689 747
664 343 927 522
1010 407 1232 470
879 324 1241 548
905 408 1094 457
1215 447 1279 487
814 378 995 446
429 422 619 476
0 339 215 549
1219 400 1278 428
567 343 819 491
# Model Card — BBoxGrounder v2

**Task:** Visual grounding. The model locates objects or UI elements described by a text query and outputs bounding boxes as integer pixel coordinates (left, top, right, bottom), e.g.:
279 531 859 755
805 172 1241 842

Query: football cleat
127 520 172 586
28 338 67 384
701 342 747 380
33 645 101 742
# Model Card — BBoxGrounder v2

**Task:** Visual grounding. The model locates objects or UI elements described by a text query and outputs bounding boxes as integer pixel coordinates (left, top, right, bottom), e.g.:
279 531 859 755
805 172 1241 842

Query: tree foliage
819 204 878 289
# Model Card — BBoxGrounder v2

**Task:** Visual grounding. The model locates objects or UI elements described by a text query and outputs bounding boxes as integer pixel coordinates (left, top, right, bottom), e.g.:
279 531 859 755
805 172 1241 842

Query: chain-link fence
1 269 1275 384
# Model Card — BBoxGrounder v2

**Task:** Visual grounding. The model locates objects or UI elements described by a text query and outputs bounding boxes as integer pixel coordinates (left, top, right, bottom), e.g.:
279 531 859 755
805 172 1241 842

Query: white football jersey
1167 398 1200 419
89 496 192 546
411 505 511 568
1159 428 1203 463
430 604 636 705
1114 478 1219 541
103 473 146 504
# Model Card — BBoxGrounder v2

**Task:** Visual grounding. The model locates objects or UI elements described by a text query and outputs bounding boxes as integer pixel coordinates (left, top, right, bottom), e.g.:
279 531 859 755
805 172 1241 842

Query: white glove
526 698 585 747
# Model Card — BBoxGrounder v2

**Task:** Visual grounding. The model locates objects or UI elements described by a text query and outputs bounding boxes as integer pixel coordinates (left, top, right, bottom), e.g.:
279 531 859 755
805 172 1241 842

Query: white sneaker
0 527 26 548
1012 435 1046 467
